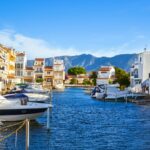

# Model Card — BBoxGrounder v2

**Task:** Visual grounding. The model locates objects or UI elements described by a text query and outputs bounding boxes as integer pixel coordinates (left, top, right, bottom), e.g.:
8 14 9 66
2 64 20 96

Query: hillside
27 53 137 72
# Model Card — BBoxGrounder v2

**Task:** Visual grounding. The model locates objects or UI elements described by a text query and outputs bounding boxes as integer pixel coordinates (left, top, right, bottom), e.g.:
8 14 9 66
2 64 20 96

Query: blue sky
0 0 150 58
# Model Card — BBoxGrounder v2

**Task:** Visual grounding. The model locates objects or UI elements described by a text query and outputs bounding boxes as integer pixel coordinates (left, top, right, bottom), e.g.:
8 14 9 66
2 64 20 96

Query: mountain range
27 53 137 72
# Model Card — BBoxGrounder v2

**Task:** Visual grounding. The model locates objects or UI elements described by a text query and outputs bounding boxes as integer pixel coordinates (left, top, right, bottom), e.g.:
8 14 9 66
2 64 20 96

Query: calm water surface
0 88 150 150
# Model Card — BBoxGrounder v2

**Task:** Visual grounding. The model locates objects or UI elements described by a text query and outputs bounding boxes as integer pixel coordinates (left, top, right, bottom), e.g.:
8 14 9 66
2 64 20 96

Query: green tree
83 79 92 85
36 78 44 83
89 71 97 86
70 78 78 84
68 67 86 75
113 67 130 89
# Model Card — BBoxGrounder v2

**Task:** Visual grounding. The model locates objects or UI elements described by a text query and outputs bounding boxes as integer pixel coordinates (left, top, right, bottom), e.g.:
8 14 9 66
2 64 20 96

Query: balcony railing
54 76 63 79
24 73 34 77
44 73 53 76
34 71 43 73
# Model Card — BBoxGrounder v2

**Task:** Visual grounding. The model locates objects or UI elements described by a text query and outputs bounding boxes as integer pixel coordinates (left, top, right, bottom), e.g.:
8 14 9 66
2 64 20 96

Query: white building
53 59 65 89
130 50 150 93
96 66 115 85
33 58 45 82
15 52 27 83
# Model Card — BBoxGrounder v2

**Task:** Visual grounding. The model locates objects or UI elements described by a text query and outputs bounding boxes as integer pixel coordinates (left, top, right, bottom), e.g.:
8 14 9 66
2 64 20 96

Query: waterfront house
64 75 76 84
43 66 53 89
24 67 34 83
0 45 8 93
7 48 16 87
76 74 89 84
0 44 66 90
33 58 45 82
0 45 16 92
15 52 27 83
130 50 150 93
23 58 65 89
65 74 90 85
96 66 115 85
53 59 65 89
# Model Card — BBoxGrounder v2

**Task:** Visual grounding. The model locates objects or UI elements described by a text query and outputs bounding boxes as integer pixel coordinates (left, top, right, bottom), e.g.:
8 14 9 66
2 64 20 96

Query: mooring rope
0 121 24 131
0 120 25 142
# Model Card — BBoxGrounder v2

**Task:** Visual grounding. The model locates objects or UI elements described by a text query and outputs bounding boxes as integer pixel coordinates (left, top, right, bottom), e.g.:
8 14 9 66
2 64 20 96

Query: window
47 78 52 82
15 63 23 69
27 72 32 76
140 57 142 62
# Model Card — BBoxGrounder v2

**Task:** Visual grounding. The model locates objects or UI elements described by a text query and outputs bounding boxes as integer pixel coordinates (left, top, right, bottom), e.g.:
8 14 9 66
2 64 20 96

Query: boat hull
0 108 47 121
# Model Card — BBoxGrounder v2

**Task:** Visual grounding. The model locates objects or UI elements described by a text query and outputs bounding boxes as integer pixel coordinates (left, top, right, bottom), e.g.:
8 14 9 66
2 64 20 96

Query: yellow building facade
0 44 16 93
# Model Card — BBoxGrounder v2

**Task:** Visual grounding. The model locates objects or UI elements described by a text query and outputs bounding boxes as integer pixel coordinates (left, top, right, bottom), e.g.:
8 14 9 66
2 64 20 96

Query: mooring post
47 107 50 130
49 87 52 105
149 77 150 95
115 94 117 102
26 118 30 150
125 94 127 103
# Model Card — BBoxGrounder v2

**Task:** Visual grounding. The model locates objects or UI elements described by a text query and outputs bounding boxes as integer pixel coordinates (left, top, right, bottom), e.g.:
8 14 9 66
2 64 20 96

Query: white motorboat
0 96 52 122
93 84 129 100
23 84 49 94
4 93 50 103
95 84 146 101
104 92 128 100
24 93 50 102
91 85 106 98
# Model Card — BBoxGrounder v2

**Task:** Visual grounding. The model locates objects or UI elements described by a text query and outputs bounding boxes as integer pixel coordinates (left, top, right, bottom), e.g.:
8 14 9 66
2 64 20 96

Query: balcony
24 73 34 77
44 73 53 76
34 71 43 74
0 70 7 74
0 52 7 59
97 74 110 78
7 73 15 79
54 75 63 79
9 61 15 66
53 66 64 71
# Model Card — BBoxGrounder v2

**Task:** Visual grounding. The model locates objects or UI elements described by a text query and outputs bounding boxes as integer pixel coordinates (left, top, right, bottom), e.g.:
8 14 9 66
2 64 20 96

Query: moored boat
4 93 50 103
0 95 52 122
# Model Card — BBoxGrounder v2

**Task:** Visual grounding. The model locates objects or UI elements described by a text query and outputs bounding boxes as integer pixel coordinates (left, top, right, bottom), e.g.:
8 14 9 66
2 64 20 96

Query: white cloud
0 29 83 59
0 29 146 59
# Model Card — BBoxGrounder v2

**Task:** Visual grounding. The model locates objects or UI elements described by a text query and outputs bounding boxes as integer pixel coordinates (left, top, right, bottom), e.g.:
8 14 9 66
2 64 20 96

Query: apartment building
43 66 53 88
24 67 34 83
0 44 65 90
23 58 65 89
53 59 65 89
15 52 27 83
33 58 45 82
96 66 115 85
7 48 16 85
0 44 16 92
130 50 150 93
0 45 8 92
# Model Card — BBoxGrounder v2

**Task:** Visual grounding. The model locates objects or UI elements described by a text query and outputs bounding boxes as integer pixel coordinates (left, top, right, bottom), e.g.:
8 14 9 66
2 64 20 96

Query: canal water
0 88 150 150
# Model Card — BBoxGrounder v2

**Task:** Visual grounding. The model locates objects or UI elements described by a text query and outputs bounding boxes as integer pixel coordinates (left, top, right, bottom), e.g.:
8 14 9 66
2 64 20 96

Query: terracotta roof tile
35 58 44 61
26 67 34 70
100 68 111 71
16 53 25 56
44 66 53 70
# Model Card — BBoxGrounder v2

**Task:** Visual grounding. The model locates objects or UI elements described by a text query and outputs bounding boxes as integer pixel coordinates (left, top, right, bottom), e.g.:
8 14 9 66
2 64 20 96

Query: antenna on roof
144 44 147 52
